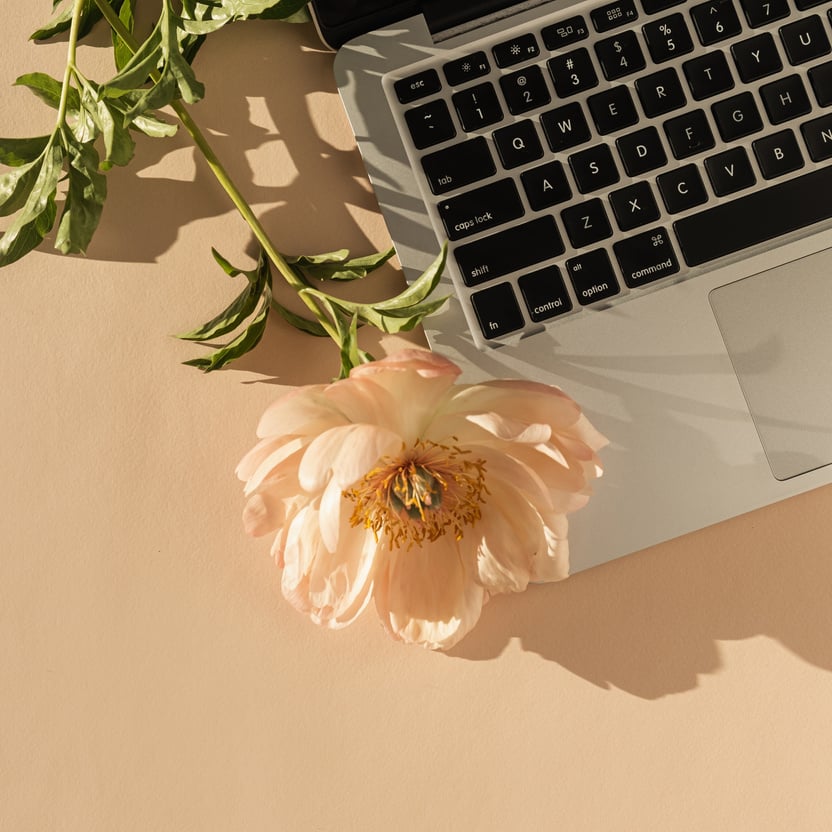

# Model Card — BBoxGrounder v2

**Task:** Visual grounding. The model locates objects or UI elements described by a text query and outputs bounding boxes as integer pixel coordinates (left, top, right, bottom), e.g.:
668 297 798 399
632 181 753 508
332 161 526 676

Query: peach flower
237 349 606 650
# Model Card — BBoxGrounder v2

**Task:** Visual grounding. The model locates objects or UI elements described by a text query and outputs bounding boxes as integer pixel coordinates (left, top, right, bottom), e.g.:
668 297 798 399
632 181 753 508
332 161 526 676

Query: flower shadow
449 483 832 698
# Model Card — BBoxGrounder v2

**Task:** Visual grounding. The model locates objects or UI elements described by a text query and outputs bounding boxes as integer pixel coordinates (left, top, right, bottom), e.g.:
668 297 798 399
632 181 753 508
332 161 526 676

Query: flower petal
530 512 571 583
298 424 402 493
475 481 545 594
256 384 346 439
281 502 377 628
373 536 484 650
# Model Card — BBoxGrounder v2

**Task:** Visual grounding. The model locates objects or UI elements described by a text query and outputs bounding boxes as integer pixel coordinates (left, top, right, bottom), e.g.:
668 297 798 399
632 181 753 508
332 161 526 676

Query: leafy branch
0 0 449 377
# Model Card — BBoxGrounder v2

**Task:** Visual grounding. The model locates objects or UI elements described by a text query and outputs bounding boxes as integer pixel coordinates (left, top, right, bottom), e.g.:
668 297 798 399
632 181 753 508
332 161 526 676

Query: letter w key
541 103 591 151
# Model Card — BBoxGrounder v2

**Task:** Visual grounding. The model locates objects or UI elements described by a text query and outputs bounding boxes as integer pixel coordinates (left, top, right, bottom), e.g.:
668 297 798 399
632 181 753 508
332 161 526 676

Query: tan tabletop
2 7 832 830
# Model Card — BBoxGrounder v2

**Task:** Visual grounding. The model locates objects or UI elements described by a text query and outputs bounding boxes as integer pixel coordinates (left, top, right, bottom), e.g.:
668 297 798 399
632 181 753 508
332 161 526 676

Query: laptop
308 0 832 573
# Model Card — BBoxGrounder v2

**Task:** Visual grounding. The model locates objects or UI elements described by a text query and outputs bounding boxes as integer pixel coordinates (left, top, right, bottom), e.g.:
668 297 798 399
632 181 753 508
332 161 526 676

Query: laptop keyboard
385 0 832 343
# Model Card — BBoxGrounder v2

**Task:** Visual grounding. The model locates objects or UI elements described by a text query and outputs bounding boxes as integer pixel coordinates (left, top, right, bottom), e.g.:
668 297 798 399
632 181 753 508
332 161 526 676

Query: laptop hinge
423 0 552 38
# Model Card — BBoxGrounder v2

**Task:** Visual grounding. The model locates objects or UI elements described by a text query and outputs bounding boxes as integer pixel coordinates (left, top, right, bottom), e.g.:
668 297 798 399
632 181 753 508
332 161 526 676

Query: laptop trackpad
709 248 832 481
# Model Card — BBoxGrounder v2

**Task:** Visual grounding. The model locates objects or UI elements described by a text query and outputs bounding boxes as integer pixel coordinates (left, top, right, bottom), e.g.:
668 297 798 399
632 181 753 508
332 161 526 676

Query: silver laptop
309 0 832 573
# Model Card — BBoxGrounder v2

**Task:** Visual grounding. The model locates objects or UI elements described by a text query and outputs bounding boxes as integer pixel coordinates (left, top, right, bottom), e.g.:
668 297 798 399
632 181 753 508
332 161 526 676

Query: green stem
92 0 339 342
56 0 87 125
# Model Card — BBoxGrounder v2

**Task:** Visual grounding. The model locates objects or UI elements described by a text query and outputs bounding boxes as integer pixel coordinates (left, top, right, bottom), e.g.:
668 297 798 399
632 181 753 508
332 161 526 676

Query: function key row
396 0 830 106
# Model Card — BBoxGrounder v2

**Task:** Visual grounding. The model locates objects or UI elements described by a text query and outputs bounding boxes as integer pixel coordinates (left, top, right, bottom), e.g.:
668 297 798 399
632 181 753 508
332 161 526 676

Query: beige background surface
2 5 832 830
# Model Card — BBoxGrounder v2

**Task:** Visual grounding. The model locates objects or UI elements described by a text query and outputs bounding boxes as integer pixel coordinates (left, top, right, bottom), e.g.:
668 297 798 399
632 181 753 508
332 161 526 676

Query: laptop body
308 0 832 573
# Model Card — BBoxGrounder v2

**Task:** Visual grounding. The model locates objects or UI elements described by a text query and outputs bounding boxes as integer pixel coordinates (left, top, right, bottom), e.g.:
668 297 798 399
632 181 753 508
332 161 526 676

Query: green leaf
130 112 178 138
0 140 63 267
0 135 52 167
113 0 136 71
54 137 107 256
177 248 270 341
95 99 136 169
102 23 164 98
159 1 205 105
288 246 396 282
272 299 329 337
15 72 74 110
372 244 447 311
31 0 100 42
252 0 312 21
0 160 43 218
184 293 271 372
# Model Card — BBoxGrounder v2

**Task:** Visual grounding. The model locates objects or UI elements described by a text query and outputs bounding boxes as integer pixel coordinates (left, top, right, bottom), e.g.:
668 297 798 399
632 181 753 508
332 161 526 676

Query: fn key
471 282 525 338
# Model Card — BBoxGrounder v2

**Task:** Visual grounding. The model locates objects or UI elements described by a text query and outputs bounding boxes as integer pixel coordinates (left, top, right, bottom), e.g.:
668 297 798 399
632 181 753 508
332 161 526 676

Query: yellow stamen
343 439 488 549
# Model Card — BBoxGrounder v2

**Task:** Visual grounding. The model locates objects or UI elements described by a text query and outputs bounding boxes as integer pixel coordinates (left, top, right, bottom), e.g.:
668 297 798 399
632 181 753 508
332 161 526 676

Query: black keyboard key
609 181 661 230
595 32 646 80
740 0 789 27
704 146 757 194
443 52 490 87
541 16 590 49
500 65 552 115
395 70 442 104
438 179 524 240
616 126 669 175
711 91 763 140
421 137 496 195
587 86 639 134
690 0 742 45
809 60 832 106
780 15 831 65
452 83 503 132
752 129 804 178
664 109 716 158
569 144 621 192
591 0 639 32
683 52 735 99
548 48 599 97
540 103 592 150
657 164 709 212
405 100 457 149
673 165 832 265
801 113 832 160
454 216 564 286
642 14 694 63
493 120 544 169
796 0 829 8
521 160 573 210
561 198 614 247
471 282 525 338
760 75 812 124
636 67 687 116
731 33 783 82
566 249 620 304
518 266 573 321
613 227 680 287
642 0 686 13
493 33 540 67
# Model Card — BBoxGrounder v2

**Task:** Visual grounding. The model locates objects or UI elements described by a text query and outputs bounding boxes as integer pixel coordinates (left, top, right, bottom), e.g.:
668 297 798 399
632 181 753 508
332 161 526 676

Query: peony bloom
237 349 607 650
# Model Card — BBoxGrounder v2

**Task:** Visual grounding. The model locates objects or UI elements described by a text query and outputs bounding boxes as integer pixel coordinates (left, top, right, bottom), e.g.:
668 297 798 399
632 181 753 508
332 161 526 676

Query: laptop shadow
448 483 832 698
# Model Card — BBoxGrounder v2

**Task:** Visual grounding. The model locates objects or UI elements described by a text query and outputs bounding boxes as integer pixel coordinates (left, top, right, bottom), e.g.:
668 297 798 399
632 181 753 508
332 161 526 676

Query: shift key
439 179 524 241
455 216 565 286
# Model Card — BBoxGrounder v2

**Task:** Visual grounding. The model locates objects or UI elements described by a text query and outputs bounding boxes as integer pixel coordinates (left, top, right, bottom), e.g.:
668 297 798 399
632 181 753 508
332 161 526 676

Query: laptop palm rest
709 249 832 481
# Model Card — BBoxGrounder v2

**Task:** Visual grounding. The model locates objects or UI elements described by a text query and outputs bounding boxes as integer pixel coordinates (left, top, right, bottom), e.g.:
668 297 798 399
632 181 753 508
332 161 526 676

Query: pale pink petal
297 424 402 493
464 412 552 444
240 437 307 496
242 492 285 537
530 512 571 583
256 385 346 438
467 444 553 514
475 481 546 594
281 503 376 628
373 536 484 650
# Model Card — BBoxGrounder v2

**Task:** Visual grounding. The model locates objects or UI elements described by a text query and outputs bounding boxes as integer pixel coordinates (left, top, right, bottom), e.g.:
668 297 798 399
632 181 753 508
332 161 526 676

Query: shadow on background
449 483 832 698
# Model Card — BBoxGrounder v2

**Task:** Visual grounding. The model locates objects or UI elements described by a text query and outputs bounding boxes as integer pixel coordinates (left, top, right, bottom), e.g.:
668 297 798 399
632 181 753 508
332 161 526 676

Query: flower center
343 439 487 549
